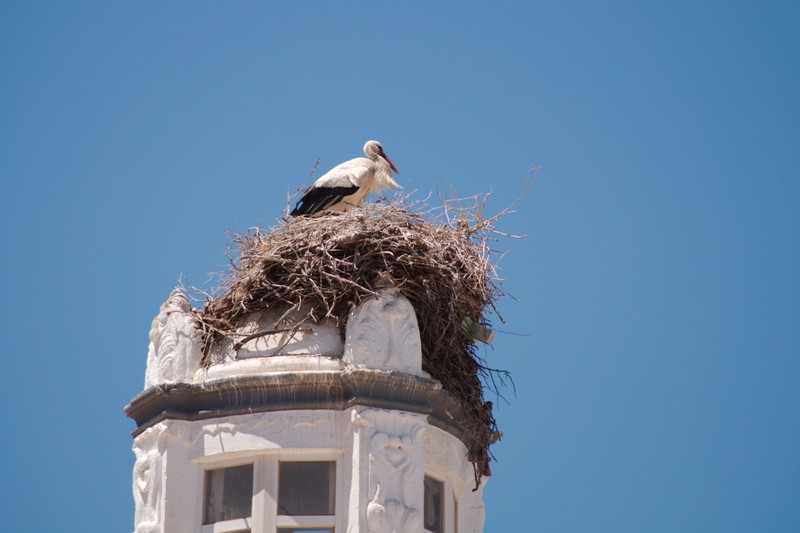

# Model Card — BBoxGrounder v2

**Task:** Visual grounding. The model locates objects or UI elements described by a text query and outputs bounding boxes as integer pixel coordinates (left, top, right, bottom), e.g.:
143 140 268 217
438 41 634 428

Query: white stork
290 140 400 217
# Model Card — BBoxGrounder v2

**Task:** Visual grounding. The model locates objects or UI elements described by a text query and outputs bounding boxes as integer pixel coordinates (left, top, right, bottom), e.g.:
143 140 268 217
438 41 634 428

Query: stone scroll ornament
344 289 424 376
145 289 202 388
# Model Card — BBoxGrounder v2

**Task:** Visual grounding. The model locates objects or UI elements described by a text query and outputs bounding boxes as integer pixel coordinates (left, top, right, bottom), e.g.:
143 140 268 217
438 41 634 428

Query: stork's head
364 140 399 174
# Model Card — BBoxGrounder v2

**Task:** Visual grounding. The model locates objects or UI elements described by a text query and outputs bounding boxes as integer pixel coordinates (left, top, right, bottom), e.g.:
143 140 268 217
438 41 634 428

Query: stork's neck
373 155 391 170
372 158 400 191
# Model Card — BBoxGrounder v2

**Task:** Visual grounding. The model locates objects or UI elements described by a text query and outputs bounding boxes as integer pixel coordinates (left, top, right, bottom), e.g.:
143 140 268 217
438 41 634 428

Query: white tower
126 205 503 533
126 287 489 533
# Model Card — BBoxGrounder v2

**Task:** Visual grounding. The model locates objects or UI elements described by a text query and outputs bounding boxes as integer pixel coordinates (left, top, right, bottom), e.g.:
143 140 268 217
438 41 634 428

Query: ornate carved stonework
353 408 425 533
132 425 165 533
344 290 423 376
367 432 423 532
145 290 202 388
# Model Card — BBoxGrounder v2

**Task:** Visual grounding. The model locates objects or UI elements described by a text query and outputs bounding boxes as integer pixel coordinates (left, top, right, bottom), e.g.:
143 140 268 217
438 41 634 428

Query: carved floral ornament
344 289 424 377
145 290 202 388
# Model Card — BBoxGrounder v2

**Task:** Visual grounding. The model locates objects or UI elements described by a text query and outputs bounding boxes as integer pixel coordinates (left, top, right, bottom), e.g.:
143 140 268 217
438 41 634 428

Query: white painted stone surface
234 308 343 358
199 354 345 381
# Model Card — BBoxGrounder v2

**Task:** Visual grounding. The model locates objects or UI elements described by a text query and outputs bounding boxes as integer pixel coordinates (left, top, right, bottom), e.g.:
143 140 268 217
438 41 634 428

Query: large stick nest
194 194 522 486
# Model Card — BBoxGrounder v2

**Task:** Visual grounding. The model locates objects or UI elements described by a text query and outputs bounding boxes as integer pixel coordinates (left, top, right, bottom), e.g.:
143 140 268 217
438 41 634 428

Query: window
423 475 444 533
203 463 254 532
201 457 337 533
277 461 335 533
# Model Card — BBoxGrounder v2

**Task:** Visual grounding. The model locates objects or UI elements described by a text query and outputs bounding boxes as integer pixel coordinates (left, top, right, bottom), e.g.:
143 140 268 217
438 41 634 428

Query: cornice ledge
125 369 471 447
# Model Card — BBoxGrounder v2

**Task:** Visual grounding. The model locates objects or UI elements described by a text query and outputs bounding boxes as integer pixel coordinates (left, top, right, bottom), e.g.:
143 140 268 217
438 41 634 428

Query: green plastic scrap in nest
461 316 496 345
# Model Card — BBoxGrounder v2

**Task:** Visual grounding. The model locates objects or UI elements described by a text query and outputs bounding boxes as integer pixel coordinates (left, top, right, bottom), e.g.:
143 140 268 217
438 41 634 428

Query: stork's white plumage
290 140 400 217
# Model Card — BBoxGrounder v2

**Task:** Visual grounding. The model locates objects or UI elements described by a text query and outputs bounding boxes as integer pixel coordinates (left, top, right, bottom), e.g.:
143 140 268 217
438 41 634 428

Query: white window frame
203 517 253 533
196 450 342 533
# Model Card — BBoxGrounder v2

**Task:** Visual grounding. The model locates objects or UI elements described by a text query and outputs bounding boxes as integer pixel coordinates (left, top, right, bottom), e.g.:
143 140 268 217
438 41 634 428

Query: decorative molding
344 290 423 376
127 369 466 431
356 409 425 533
366 433 423 533
145 290 202 388
132 425 168 533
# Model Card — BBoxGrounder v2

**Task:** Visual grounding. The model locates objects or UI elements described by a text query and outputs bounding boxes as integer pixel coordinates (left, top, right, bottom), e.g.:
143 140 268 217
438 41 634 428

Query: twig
232 326 313 351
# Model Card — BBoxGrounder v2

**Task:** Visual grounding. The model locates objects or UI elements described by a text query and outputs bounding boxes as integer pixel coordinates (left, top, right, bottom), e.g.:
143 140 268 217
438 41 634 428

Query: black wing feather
290 185 360 216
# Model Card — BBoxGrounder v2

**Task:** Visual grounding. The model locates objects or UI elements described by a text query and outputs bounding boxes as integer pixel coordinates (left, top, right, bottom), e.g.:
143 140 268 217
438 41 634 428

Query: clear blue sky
2 2 798 531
